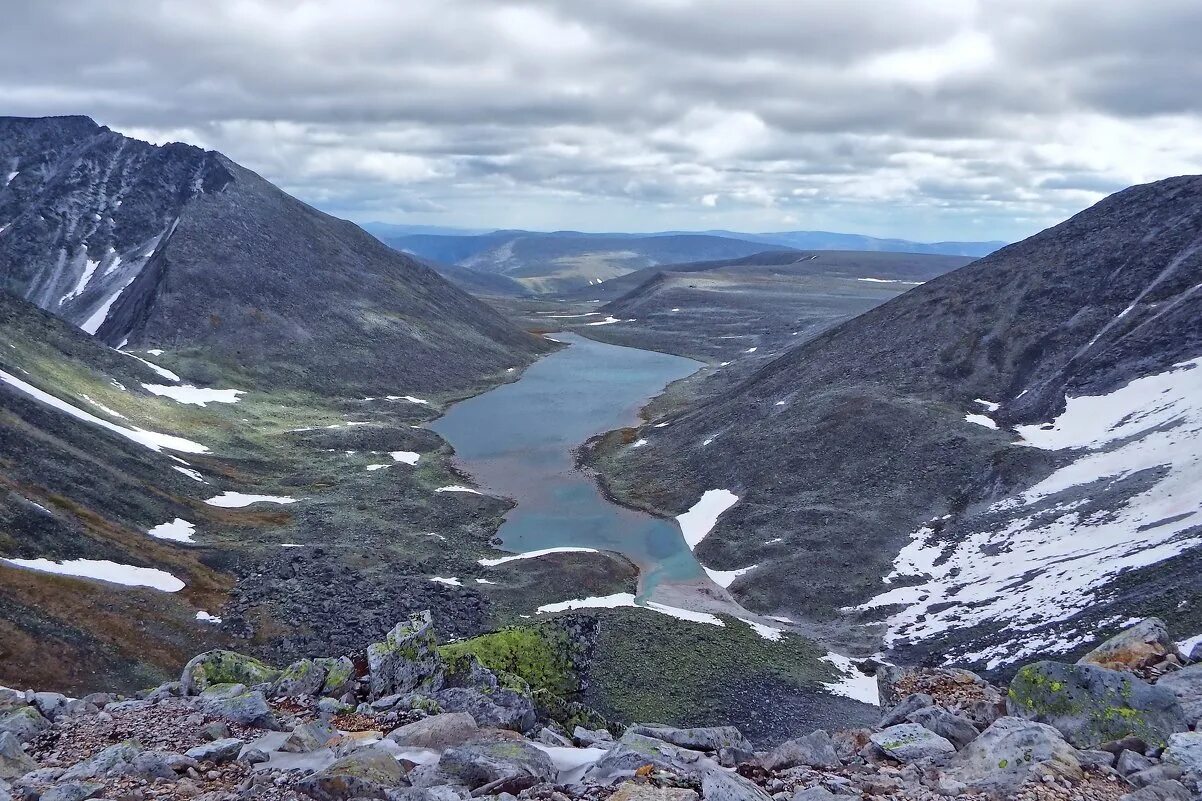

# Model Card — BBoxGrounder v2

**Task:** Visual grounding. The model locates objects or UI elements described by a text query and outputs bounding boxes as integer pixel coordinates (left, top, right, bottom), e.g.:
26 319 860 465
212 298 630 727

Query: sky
5 0 1202 242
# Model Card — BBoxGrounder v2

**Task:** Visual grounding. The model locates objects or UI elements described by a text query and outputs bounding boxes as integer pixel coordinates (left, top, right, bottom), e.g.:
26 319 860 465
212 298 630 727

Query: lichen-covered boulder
387 713 479 750
317 657 356 697
433 687 536 733
906 707 980 750
1078 619 1183 675
1006 661 1186 748
438 738 555 790
297 746 406 801
761 730 840 770
282 721 338 753
180 650 280 695
367 612 444 700
1156 665 1202 728
274 659 328 698
0 707 49 744
585 731 717 782
869 724 955 763
944 717 1082 797
701 770 773 801
627 725 751 754
59 741 142 781
197 685 276 729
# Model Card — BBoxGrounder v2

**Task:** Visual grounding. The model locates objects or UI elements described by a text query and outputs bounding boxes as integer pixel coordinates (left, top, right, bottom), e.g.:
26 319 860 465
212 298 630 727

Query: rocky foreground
2 616 1201 801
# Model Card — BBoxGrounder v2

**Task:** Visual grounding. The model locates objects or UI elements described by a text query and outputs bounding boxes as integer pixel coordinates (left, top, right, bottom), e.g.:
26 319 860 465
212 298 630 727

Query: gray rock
0 707 49 743
905 707 979 750
536 728 573 747
1078 619 1183 674
282 721 338 753
239 748 270 765
762 730 840 770
32 693 69 721
878 694 934 728
180 650 280 696
0 779 11 801
405 764 461 789
203 722 232 741
717 746 756 768
274 659 329 697
1128 764 1183 789
40 782 104 801
701 770 773 801
298 746 407 801
790 788 841 801
163 753 200 772
1077 749 1117 769
127 750 177 779
1119 780 1194 801
869 724 955 763
944 716 1082 796
573 726 614 747
1157 665 1202 727
628 725 750 753
60 741 142 781
1118 750 1157 776
434 688 535 733
386 788 471 801
368 612 444 700
185 738 245 763
608 783 699 801
585 731 717 782
387 714 478 750
438 738 554 790
1007 661 1187 748
198 686 275 728
144 682 181 702
0 733 35 780
1162 731 1202 778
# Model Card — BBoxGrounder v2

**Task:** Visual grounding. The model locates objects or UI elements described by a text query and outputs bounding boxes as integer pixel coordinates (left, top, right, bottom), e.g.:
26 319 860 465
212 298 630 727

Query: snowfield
861 357 1202 668
142 384 244 406
205 492 297 507
2 558 185 592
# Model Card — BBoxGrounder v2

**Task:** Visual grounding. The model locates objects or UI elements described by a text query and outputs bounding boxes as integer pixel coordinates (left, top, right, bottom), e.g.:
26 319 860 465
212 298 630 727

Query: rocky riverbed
2 617 1201 801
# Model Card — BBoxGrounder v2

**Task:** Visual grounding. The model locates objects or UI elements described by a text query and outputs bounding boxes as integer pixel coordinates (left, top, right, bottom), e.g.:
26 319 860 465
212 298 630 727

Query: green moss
190 650 280 692
998 759 1008 769
439 626 578 697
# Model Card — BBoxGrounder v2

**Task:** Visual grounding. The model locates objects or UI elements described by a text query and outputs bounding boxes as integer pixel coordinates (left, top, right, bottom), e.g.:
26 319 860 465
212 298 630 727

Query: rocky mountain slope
1 616 1198 801
0 116 549 394
588 175 1202 672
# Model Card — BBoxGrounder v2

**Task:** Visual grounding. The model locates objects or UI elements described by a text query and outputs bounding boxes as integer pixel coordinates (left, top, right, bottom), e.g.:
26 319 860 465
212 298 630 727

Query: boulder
434 688 535 733
906 707 980 750
627 725 750 753
197 685 276 728
298 746 407 801
1078 619 1183 674
1117 750 1157 776
126 751 176 780
585 731 716 782
185 738 245 763
386 788 471 801
573 726 614 747
1006 661 1186 748
869 724 955 763
790 789 841 801
608 781 698 801
1119 780 1194 801
876 665 999 710
1162 731 1202 779
0 732 35 780
282 721 339 753
944 716 1082 797
700 770 773 801
878 693 934 728
274 659 329 697
368 612 444 700
437 738 555 790
536 728 573 747
317 657 357 697
1156 665 1202 727
762 730 840 770
60 741 142 781
32 693 69 721
1128 765 1184 789
180 650 280 695
39 782 104 801
387 714 479 750
0 707 49 743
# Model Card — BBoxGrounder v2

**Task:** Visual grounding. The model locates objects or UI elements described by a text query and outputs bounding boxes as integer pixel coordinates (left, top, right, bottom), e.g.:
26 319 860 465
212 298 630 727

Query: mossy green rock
0 706 50 743
298 746 405 801
439 625 580 697
274 659 328 697
316 656 356 697
367 611 443 700
180 650 280 696
1006 661 1186 748
438 738 555 789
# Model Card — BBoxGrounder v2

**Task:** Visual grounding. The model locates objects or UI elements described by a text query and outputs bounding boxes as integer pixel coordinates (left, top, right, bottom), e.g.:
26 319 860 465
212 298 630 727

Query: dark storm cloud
2 0 1200 239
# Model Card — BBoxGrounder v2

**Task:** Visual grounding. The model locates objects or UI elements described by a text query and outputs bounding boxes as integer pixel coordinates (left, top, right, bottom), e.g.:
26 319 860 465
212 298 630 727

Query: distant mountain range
0 116 548 394
597 175 1202 673
364 226 1004 296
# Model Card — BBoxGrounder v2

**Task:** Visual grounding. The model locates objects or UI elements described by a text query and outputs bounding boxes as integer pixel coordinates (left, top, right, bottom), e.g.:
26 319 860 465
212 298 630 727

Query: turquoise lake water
430 333 705 594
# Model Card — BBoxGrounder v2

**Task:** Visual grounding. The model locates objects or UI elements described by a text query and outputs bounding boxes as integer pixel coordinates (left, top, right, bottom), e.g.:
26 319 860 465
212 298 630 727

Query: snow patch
676 489 739 550
821 653 880 705
390 451 420 465
121 352 181 382
737 618 783 641
196 611 222 624
585 316 622 326
2 558 185 592
964 413 998 429
479 546 600 566
435 485 482 495
0 369 208 454
205 492 297 508
430 576 462 587
536 593 724 626
173 466 206 483
147 518 196 544
143 384 243 406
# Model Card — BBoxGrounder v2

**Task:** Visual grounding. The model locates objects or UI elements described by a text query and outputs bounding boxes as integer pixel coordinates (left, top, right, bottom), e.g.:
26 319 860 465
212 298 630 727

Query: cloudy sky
5 1 1202 242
